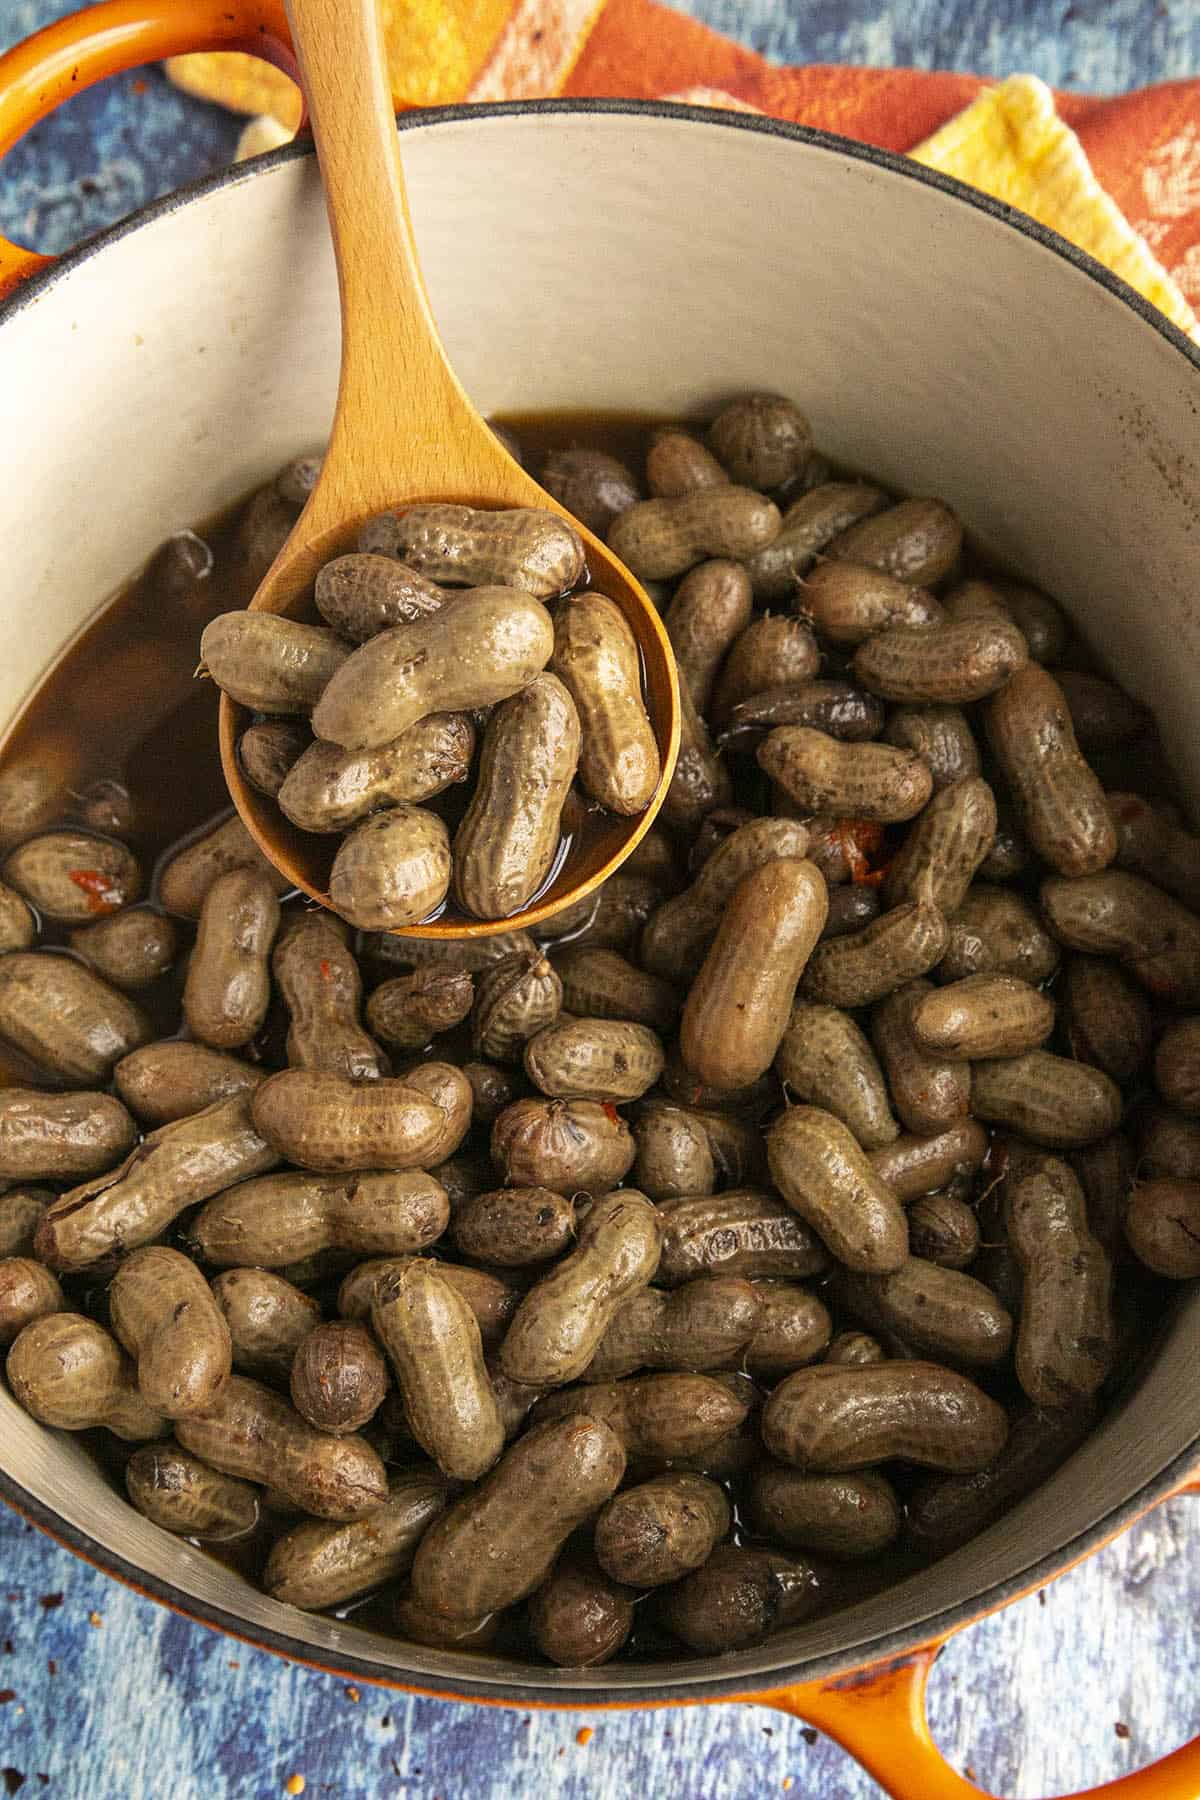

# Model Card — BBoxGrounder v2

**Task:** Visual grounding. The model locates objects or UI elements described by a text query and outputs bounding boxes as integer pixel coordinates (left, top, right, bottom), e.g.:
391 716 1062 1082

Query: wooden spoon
217 0 680 939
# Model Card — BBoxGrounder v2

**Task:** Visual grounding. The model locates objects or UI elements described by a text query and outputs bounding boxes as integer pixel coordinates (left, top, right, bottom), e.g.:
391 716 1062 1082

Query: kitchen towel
166 0 1200 338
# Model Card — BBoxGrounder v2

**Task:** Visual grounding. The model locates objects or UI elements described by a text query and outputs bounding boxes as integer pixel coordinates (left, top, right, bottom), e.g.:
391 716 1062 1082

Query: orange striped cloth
167 0 1200 337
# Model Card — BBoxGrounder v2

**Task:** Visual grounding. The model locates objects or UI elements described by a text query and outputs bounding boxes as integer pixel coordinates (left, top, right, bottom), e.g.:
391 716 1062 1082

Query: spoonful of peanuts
209 0 679 938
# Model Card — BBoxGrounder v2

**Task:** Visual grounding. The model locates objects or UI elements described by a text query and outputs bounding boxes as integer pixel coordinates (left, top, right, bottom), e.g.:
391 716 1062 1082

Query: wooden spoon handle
283 0 495 515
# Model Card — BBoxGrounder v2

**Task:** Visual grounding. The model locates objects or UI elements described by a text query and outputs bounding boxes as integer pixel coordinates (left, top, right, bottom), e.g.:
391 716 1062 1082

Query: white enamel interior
0 106 1198 1697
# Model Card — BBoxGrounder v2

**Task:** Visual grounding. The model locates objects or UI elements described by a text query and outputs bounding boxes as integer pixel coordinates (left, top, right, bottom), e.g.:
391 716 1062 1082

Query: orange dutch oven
0 7 1199 1795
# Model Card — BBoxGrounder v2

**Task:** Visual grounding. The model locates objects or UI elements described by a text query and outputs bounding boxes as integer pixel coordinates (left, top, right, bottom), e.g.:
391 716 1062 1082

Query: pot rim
2 95 1199 1700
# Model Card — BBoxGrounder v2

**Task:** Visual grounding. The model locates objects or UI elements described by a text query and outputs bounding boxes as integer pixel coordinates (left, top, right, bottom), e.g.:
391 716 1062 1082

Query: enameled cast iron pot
1 6 1199 1794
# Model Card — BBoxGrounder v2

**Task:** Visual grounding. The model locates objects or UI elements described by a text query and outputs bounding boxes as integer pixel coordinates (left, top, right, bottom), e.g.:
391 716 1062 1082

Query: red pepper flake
37 1595 62 1612
0 1691 15 1704
45 1660 55 1676
575 1728 593 1747
344 1686 360 1704
602 1103 620 1125
67 869 123 915
1115 1722 1131 1740
800 1728 818 1746
831 819 886 885
131 77 147 95
319 959 333 981
2 1773 25 1796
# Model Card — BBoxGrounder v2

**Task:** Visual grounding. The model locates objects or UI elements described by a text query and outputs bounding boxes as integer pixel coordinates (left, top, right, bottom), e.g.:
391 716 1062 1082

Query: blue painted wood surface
0 2 1199 1795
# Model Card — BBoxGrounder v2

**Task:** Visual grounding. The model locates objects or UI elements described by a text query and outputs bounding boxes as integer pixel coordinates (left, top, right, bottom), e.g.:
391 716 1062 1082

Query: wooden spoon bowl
218 0 679 939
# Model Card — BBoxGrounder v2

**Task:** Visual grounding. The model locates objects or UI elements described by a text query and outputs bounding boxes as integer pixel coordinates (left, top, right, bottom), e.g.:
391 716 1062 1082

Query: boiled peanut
986 666 1116 877
278 713 475 832
371 1259 504 1479
665 560 753 710
528 1557 635 1667
910 974 1055 1061
759 728 933 824
656 1190 827 1285
183 867 280 1050
867 1116 993 1202
585 1276 761 1379
763 1361 1008 1472
745 1281 832 1375
314 552 447 640
828 496 963 585
273 911 387 1080
114 1040 265 1126
0 1089 135 1181
1069 1132 1134 1260
905 1405 1094 1557
908 1191 981 1267
979 799 1030 883
533 1372 749 1460
37 1093 279 1271
393 1593 499 1649
472 951 562 1062
461 1060 522 1127
0 879 34 953
340 1259 519 1349
0 1188 50 1258
883 776 997 913
608 488 780 581
553 946 678 1033
7 1313 167 1439
718 680 884 753
370 504 584 597
884 704 980 792
540 448 640 537
799 561 944 643
1063 956 1153 1083
1041 870 1200 1004
821 885 881 939
825 1331 886 1366
237 719 310 796
211 1268 321 1375
657 1546 820 1653
829 1260 1011 1367
1155 1017 1200 1114
1123 1177 1200 1278
1139 1106 1200 1181
642 816 811 985
0 758 72 845
328 804 451 932
5 829 142 922
660 679 733 832
411 1414 625 1617
454 672 580 915
632 1102 715 1199
802 901 948 1008
125 1445 260 1543
869 978 971 1135
200 612 349 714
766 1105 908 1273
0 1258 64 1344
0 951 151 1084
69 908 177 991
750 1466 900 1558
874 1116 985 1202
176 1375 387 1519
524 1016 664 1103
939 883 1059 985
550 592 659 815
500 1189 662 1385
157 812 290 918
451 1184 575 1267
743 482 885 601
946 577 1068 665
367 966 473 1051
708 393 811 489
670 1106 767 1187
191 1168 448 1266
664 1045 780 1116
1108 790 1200 906
854 617 1027 704
681 859 827 1090
313 588 553 751
710 615 819 724
491 1096 634 1194
1006 1155 1114 1403
289 1320 387 1435
109 1246 232 1417
775 1001 899 1151
972 1051 1121 1148
265 1470 454 1608
645 428 729 498
1055 671 1149 747
595 1472 729 1588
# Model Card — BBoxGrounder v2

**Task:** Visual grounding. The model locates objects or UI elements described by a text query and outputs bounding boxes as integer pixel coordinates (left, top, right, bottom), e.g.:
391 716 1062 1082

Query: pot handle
0 0 300 299
748 1472 1200 1800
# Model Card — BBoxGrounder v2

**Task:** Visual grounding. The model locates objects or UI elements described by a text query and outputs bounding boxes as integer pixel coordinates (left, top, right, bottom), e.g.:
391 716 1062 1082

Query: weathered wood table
0 0 1198 1793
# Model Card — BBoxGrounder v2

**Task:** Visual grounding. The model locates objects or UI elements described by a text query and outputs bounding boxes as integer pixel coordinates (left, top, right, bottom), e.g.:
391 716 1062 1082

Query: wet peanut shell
632 1103 715 1200
125 1445 260 1543
532 1371 749 1460
491 1096 634 1195
945 577 1068 665
68 907 178 991
550 592 660 816
0 951 153 1083
762 1360 1009 1473
584 1276 761 1380
718 680 885 753
328 804 452 932
758 728 933 824
883 704 981 792
278 712 476 832
273 911 387 1081
0 1089 136 1182
1108 790 1200 907
461 1060 523 1127
528 1558 636 1667
7 1313 167 1439
801 901 948 1009
641 817 811 986
971 1051 1122 1149
883 776 997 915
660 677 733 833
1138 1106 1200 1182
766 1105 909 1274
455 672 581 916
339 1259 519 1350
175 1375 387 1520
608 488 781 582
710 615 819 726
645 428 729 498
798 561 944 644
199 612 349 714
540 448 640 538
827 497 963 586
708 393 812 489
114 1040 265 1127
0 878 35 953
472 952 564 1063
410 1414 626 1618
451 1185 575 1267
939 883 1059 986
1122 1176 1200 1278
908 1191 982 1268
1006 1156 1115 1403
742 482 885 601
827 1259 1011 1368
910 974 1056 1061
5 829 142 922
157 812 291 919
314 552 448 641
290 1320 389 1435
749 1466 900 1558
664 559 754 711
870 980 971 1136
595 1472 730 1587
1154 1016 1200 1115
265 1468 455 1608
986 666 1117 877
745 1281 833 1375
524 1016 665 1104
1062 956 1153 1084
553 946 679 1033
211 1267 322 1375
657 1545 821 1653
1040 870 1200 1004
374 504 584 598
237 719 312 796
190 1167 449 1266
109 1245 233 1418
366 967 473 1052
250 1069 445 1174
0 1257 64 1344
775 1001 899 1151
655 1190 828 1285
905 1404 1096 1556
183 867 281 1050
824 1331 886 1366
0 1188 51 1259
